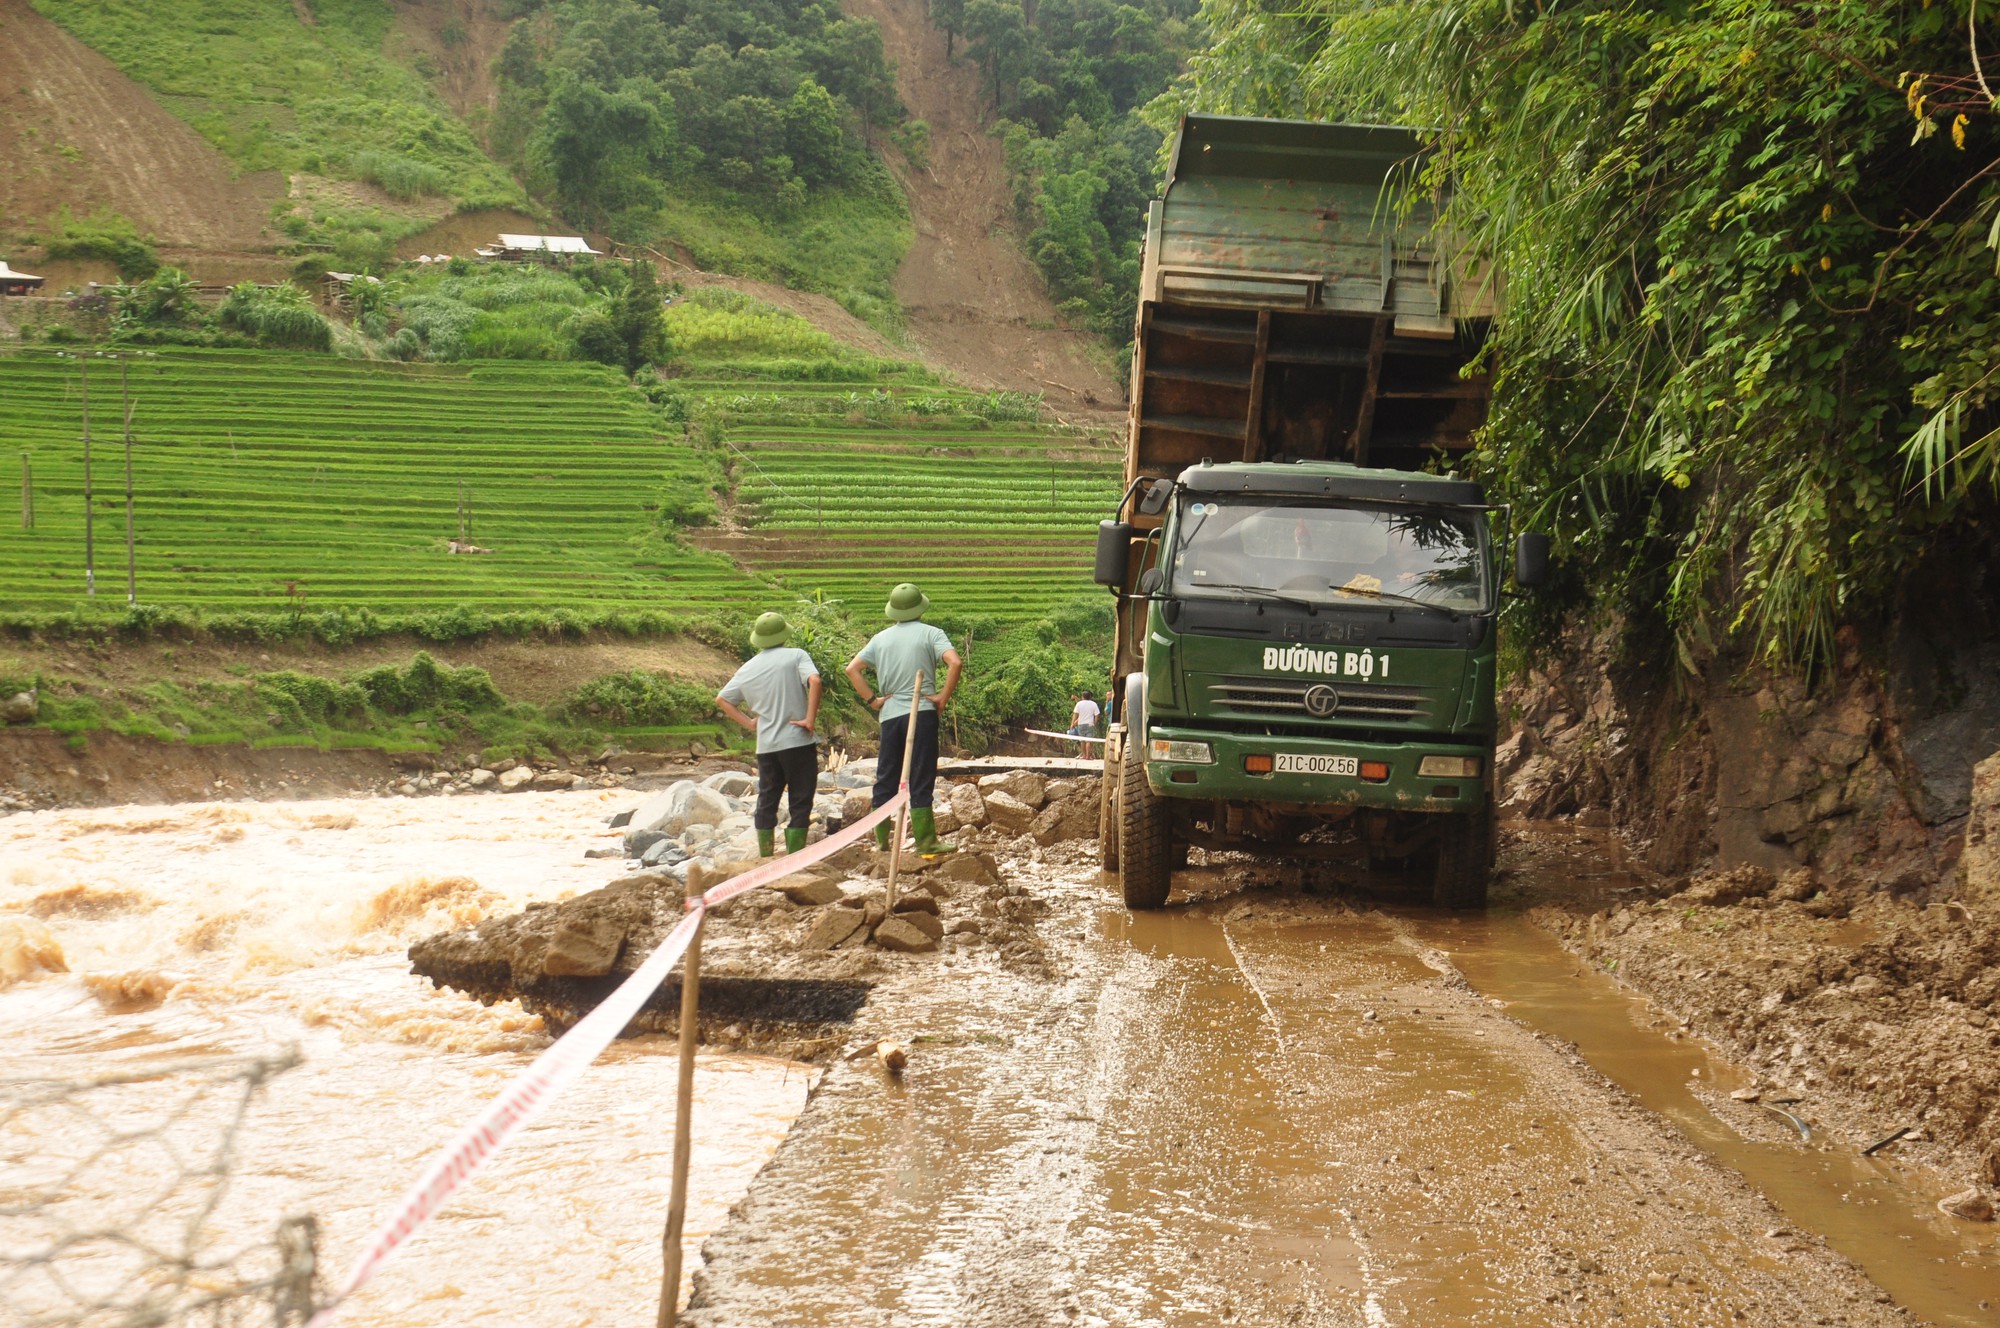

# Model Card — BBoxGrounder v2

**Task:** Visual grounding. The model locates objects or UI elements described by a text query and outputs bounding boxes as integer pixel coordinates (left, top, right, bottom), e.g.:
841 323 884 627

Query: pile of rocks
615 770 849 882
837 769 1102 851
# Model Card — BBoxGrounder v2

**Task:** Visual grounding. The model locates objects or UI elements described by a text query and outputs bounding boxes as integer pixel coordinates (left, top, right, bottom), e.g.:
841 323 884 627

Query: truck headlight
1418 755 1481 778
1150 738 1214 765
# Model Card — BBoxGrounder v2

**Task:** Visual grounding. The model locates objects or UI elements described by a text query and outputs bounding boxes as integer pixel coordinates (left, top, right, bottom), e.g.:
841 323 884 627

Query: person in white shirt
1072 688 1104 740
715 612 821 858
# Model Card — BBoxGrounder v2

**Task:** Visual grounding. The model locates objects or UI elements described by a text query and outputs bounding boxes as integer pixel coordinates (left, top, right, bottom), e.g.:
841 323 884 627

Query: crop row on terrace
0 349 765 615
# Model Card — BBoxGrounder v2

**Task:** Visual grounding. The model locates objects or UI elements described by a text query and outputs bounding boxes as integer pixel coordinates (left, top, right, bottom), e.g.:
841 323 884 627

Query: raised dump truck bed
1130 116 1496 479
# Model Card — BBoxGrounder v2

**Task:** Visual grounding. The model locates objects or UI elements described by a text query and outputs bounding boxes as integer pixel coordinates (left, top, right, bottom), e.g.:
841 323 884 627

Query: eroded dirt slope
843 0 1124 416
0 0 279 249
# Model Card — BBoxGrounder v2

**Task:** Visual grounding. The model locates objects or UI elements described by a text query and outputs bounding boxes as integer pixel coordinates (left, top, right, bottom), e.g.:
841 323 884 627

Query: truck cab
1096 115 1540 909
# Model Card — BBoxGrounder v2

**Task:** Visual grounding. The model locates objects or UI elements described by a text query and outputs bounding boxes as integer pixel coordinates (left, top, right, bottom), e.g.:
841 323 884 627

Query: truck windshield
1168 498 1488 612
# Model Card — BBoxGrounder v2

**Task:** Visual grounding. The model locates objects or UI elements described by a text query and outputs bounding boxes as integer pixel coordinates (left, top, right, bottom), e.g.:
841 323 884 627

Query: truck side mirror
1093 520 1133 587
1138 478 1173 516
1137 567 1164 596
1515 533 1551 589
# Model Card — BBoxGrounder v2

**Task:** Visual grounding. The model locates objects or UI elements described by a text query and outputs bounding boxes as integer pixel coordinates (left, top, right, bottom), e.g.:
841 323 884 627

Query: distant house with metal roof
0 261 45 295
475 234 603 261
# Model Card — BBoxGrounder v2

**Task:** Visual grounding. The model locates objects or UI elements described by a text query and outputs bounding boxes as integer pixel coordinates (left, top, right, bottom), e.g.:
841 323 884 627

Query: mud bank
1522 832 2000 1194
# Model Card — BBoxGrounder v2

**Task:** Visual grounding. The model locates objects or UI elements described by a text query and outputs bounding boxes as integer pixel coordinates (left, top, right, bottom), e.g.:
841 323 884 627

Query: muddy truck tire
1431 805 1494 909
1118 727 1172 909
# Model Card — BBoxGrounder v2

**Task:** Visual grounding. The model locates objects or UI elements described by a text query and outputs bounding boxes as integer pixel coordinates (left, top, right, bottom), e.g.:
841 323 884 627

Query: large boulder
983 789 1039 833
499 766 535 792
704 770 759 798
1030 796 1099 846
2 691 38 725
1965 751 2000 909
949 782 987 828
630 781 735 836
978 770 1046 808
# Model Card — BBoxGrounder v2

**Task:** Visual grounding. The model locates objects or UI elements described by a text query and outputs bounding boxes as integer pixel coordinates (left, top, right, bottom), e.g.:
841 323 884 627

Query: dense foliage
492 0 911 325
932 0 1196 338
1173 0 2000 669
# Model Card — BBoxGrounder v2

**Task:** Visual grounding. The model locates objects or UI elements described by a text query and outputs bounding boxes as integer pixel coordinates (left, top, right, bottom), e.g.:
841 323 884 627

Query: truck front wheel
1431 805 1494 910
1118 731 1172 909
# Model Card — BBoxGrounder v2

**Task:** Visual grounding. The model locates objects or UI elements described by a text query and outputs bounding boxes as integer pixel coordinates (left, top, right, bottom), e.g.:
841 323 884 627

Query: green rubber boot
910 806 956 858
873 819 892 851
756 828 775 858
785 827 808 854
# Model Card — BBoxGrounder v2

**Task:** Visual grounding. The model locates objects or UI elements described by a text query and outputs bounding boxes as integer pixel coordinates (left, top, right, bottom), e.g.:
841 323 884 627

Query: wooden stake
884 674 923 908
657 882 705 1328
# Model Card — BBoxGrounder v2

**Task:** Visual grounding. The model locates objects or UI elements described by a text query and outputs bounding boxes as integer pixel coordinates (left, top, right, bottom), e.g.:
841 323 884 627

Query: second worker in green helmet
715 611 822 858
844 582 963 857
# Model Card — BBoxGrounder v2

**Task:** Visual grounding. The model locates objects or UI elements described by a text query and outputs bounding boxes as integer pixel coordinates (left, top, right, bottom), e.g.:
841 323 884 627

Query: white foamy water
0 790 813 1326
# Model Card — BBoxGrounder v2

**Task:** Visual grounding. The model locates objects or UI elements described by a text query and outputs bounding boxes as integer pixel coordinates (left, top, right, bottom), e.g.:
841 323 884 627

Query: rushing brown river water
0 791 812 1326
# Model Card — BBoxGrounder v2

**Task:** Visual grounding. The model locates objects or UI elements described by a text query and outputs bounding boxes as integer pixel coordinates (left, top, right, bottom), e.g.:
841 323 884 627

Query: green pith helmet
885 582 929 622
748 611 792 648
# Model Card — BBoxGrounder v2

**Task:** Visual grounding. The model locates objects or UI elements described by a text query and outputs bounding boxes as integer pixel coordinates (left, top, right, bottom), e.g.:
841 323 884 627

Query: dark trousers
755 745 818 830
873 708 940 810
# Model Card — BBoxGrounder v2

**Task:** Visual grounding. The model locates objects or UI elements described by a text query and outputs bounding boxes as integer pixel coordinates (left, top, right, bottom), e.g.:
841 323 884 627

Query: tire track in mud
687 857 1928 1326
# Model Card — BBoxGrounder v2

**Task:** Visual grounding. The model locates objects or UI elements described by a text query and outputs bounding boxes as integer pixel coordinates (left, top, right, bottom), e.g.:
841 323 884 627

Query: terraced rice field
0 349 762 614
690 379 1123 619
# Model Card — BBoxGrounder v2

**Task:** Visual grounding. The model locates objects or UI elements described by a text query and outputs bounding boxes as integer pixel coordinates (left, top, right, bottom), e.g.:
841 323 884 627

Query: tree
783 79 848 186
611 260 669 373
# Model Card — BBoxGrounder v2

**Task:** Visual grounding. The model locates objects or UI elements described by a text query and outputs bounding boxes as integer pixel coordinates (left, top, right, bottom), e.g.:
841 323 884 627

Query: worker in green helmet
715 611 822 858
844 582 962 857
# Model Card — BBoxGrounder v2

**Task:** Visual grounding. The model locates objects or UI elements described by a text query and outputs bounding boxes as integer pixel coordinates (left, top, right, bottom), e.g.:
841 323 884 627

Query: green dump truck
1094 115 1546 910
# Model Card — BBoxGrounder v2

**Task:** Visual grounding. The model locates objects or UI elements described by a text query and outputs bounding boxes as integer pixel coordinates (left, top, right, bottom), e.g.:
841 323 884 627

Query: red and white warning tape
306 791 910 1326
1022 727 1106 744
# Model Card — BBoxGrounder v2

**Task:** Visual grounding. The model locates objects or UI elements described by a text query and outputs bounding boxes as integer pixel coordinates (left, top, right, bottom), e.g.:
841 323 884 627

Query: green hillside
0 349 757 617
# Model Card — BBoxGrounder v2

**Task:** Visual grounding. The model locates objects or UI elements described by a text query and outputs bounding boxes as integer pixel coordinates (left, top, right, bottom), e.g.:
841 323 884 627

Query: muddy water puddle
1412 906 2000 1327
0 793 813 1325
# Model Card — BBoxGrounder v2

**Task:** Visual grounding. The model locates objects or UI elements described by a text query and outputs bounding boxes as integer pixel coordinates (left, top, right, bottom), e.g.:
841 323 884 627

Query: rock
624 827 671 857
1938 1188 1995 1222
1772 867 1819 902
780 876 847 907
542 912 630 977
467 768 496 789
949 783 987 828
628 789 681 833
532 770 575 791
983 790 1039 833
1 691 38 725
704 771 758 798
890 892 940 915
1030 797 1099 846
688 740 708 758
948 918 982 936
641 839 688 868
498 767 535 792
841 789 875 826
1045 779 1078 802
924 852 1003 888
492 758 519 774
583 847 623 860
978 770 1046 808
1729 1086 1762 1103
871 916 940 952
801 906 866 951
1965 751 2000 909
1493 729 1538 783
894 909 944 940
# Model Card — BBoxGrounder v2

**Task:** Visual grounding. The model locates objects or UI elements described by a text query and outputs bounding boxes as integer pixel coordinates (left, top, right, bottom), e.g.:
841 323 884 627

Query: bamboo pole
657 880 706 1328
884 674 923 908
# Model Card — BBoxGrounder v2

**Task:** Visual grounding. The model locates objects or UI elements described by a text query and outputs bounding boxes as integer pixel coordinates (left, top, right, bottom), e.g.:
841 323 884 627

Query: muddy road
691 842 2000 1327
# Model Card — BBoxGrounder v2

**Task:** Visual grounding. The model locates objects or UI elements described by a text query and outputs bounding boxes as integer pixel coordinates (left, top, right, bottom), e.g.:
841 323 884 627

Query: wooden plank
1142 412 1249 441
1244 310 1270 462
1143 364 1253 387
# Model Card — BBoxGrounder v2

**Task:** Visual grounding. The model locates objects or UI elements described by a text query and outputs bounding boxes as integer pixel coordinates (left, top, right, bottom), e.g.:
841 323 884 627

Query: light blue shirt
857 621 954 723
719 646 819 753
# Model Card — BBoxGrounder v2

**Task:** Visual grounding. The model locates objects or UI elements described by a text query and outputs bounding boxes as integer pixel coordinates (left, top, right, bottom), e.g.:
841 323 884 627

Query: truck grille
1206 676 1431 723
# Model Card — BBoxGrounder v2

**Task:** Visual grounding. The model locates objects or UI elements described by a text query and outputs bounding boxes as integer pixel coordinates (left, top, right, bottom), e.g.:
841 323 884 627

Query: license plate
1274 754 1358 776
